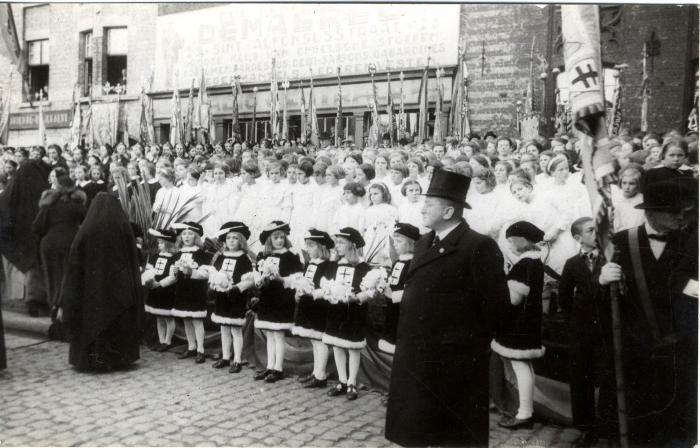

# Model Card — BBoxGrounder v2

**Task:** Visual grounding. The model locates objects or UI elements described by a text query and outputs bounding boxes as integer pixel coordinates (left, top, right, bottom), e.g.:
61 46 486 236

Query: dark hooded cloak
60 192 144 371
0 160 51 272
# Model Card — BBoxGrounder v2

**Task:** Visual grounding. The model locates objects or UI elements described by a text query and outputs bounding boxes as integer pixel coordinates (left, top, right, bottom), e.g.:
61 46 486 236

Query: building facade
0 3 697 148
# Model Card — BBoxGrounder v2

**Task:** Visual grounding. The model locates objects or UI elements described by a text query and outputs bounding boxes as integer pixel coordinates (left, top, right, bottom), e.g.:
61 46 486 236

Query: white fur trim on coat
170 309 207 319
144 305 172 317
211 313 245 326
254 319 293 331
322 334 366 350
491 340 545 360
378 339 396 354
291 325 324 340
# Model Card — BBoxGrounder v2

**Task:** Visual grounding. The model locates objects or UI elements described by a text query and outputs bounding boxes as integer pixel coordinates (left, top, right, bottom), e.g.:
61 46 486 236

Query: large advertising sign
153 4 460 91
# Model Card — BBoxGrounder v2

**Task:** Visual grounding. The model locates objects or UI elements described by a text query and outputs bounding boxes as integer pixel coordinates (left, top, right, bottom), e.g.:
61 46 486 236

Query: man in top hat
598 179 697 446
385 169 510 447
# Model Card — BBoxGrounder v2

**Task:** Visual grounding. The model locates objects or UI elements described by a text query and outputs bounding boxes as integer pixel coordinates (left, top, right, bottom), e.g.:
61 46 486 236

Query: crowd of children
141 217 420 401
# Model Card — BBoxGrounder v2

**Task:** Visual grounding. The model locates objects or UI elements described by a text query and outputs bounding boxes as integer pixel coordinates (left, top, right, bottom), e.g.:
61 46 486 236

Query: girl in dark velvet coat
60 192 144 372
32 175 86 320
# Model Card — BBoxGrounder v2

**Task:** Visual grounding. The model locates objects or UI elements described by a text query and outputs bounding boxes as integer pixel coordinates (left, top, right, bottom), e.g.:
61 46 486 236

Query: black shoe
194 352 206 364
304 377 328 388
497 416 534 430
254 369 271 380
156 342 174 352
212 358 230 369
327 383 347 397
264 370 284 383
229 362 242 374
177 349 196 359
346 384 358 401
298 372 315 383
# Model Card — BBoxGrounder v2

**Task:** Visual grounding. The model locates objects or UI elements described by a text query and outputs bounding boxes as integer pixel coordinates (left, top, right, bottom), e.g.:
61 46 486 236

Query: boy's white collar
398 254 414 261
223 250 244 257
180 246 199 253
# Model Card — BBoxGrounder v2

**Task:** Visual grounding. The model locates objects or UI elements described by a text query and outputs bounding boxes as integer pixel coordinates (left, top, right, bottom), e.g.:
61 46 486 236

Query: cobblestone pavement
1 332 584 447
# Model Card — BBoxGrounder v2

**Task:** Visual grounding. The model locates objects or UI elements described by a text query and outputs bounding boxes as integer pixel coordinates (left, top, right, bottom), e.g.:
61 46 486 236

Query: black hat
505 221 544 243
393 222 421 241
303 228 335 249
635 179 696 211
259 220 290 244
217 221 251 242
422 168 471 209
469 133 481 140
148 228 177 243
172 221 204 237
335 227 365 248
484 131 497 139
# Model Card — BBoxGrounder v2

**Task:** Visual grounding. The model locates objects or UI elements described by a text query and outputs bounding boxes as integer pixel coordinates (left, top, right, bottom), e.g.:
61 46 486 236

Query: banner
154 4 460 90
37 103 46 146
0 75 12 144
91 102 119 146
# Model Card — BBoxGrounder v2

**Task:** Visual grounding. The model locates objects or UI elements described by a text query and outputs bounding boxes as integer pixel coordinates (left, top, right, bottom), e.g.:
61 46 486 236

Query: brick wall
460 4 699 136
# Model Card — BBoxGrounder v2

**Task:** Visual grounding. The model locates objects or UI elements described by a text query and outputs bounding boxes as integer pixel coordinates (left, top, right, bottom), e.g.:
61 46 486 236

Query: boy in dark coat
558 217 610 446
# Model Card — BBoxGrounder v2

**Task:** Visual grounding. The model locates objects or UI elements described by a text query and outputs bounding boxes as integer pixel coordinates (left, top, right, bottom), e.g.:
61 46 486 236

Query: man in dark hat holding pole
385 169 510 447
598 179 697 446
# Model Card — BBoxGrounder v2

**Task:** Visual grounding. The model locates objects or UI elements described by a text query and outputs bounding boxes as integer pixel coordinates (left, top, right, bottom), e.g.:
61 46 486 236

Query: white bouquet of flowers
320 278 353 305
259 258 280 279
359 268 390 299
208 270 232 292
291 274 315 296
173 259 199 277
141 267 157 288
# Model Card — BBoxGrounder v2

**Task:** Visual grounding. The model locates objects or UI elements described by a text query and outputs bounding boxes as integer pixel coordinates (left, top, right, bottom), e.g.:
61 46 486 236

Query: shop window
104 27 127 94
80 31 93 96
318 114 353 140
27 39 49 101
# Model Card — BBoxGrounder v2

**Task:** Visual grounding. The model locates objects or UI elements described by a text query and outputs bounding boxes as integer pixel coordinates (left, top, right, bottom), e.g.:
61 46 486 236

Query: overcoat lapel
408 220 467 274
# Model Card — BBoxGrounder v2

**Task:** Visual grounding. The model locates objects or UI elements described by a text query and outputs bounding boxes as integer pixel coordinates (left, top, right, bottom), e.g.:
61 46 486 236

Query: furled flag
433 67 444 144
231 75 242 142
299 81 307 144
282 77 289 141
69 84 81 149
170 84 182 146
309 72 319 146
270 57 279 140
607 72 622 136
38 102 46 146
139 74 155 147
398 72 408 139
368 69 380 148
417 55 430 142
196 68 210 144
386 70 394 146
562 7 625 448
640 42 650 133
688 69 698 132
184 78 194 145
335 67 343 147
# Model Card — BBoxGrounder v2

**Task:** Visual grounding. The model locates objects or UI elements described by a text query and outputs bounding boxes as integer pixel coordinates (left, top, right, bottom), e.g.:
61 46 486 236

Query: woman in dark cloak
59 192 144 372
32 175 86 321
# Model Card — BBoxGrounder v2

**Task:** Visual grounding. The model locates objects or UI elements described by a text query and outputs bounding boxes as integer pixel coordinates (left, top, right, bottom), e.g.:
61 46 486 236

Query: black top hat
335 227 365 248
635 179 696 210
259 220 290 244
505 221 544 243
393 222 421 241
148 227 177 243
303 228 335 249
172 221 204 237
422 168 471 209
217 221 251 242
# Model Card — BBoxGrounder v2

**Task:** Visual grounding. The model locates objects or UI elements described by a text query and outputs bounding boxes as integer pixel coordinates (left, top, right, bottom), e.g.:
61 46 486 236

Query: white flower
141 269 156 286
360 268 389 298
209 271 231 292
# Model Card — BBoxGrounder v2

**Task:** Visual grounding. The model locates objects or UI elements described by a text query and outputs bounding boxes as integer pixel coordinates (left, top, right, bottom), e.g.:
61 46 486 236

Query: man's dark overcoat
385 219 509 447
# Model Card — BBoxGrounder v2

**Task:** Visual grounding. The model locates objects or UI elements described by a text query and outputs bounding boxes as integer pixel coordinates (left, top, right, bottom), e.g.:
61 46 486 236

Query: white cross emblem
154 257 169 275
336 266 355 286
389 262 405 286
179 253 193 263
221 259 237 276
304 264 318 280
